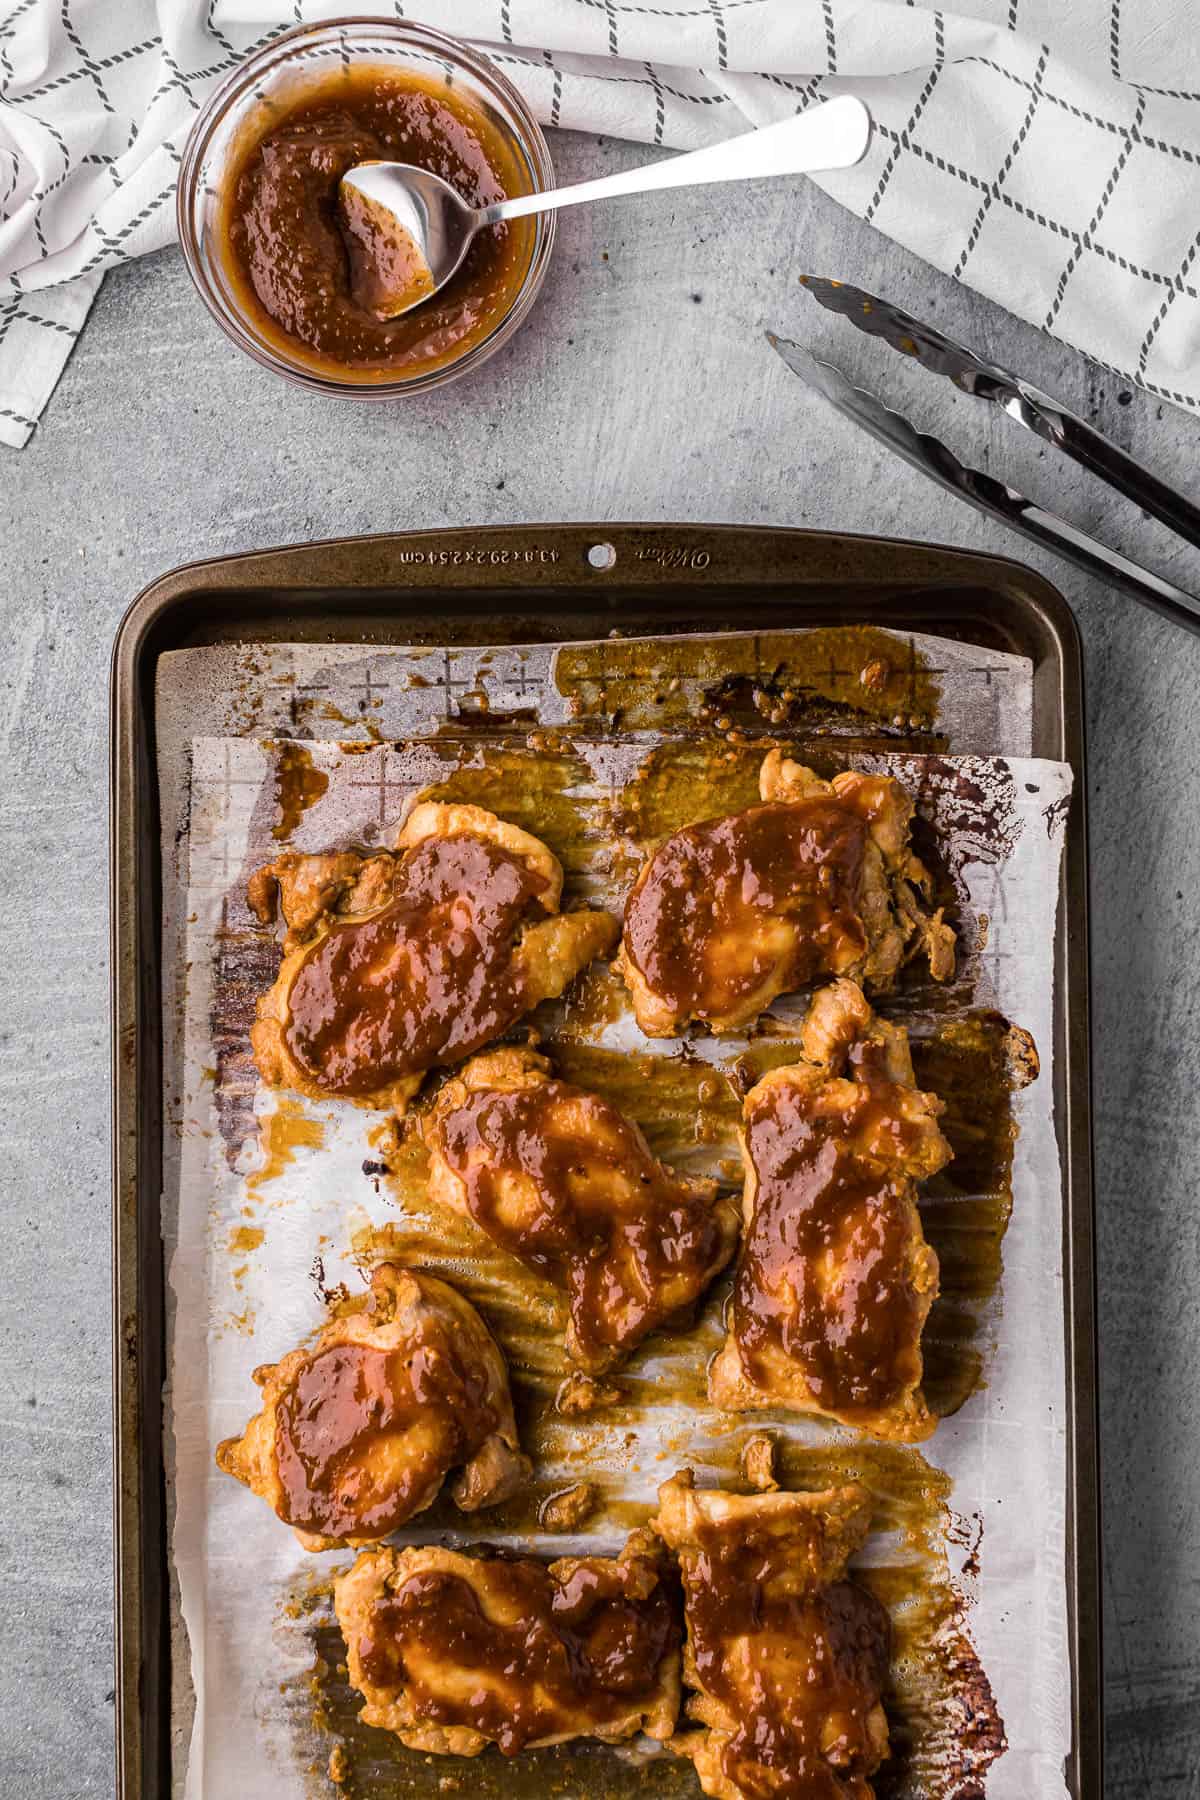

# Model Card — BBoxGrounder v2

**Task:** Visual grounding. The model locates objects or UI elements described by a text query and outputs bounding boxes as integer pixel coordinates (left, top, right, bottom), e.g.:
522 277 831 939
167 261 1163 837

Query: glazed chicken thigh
709 979 952 1442
653 1472 890 1800
334 1528 682 1756
617 751 954 1037
216 1263 529 1549
425 1047 739 1371
249 800 618 1112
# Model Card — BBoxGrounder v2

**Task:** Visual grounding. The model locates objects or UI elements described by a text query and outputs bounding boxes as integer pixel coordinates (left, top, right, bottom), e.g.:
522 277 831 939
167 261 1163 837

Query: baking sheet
159 629 1071 1800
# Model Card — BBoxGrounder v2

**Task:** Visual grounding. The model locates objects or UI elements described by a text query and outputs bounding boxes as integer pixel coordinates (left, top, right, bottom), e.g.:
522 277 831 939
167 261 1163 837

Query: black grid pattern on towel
3 0 1200 447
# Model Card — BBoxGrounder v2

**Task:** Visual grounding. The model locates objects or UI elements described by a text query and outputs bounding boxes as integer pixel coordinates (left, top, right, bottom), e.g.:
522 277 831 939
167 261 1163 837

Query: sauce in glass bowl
177 21 554 397
222 68 536 381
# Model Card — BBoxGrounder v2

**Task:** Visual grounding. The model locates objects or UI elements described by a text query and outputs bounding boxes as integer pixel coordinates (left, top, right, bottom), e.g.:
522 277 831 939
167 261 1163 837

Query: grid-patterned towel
3 0 1200 447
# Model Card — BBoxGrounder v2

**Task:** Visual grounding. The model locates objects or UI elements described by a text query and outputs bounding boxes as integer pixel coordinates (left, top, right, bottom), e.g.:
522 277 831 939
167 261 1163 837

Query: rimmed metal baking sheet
110 523 1097 1800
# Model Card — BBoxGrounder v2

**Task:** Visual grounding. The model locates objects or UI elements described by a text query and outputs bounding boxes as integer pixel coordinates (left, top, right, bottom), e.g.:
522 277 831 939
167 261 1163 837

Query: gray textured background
1 130 1196 1797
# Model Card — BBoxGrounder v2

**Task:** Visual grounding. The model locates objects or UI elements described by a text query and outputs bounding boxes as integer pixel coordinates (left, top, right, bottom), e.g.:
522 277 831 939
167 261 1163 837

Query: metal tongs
769 277 1200 639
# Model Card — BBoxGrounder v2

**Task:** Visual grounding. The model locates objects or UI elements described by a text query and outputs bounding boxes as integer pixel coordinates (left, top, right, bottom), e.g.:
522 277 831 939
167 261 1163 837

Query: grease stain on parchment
271 742 330 841
245 1097 326 1207
555 626 942 738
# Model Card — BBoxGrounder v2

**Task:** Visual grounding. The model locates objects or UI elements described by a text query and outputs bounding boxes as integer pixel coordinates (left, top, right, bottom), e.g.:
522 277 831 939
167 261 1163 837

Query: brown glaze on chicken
249 801 618 1112
425 1048 739 1371
215 1264 529 1550
283 835 548 1091
617 752 954 1037
335 1529 682 1756
653 1473 890 1800
709 980 951 1442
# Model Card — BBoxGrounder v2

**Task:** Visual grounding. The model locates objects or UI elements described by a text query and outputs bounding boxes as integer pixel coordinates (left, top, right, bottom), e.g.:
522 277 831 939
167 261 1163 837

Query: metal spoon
338 96 872 319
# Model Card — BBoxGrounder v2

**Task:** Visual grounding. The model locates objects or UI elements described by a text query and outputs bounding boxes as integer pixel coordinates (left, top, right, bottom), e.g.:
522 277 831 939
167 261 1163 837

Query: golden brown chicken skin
249 801 618 1112
709 980 951 1442
334 1528 682 1756
425 1047 740 1372
215 1264 529 1550
652 1472 890 1800
617 752 954 1037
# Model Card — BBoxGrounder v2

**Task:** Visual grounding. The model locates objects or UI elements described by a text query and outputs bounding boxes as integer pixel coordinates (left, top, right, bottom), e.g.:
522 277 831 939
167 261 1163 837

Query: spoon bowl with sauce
339 97 873 321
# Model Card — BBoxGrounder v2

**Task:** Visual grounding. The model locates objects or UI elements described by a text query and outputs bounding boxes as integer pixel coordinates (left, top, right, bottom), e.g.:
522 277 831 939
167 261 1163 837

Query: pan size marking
392 546 562 567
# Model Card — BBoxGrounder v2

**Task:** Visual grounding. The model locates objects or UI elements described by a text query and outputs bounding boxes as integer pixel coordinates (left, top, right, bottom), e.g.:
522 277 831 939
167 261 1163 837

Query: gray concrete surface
1 128 1197 1798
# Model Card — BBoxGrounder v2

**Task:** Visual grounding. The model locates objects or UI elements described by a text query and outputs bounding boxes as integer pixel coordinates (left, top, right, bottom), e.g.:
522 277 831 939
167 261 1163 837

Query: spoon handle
483 96 872 224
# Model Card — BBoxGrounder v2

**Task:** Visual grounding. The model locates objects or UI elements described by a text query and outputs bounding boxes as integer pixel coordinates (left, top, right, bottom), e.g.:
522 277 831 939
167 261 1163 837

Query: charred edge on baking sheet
916 758 1021 886
866 753 1021 1011
210 899 282 1168
948 1507 986 1583
1042 790 1071 837
911 1012 1020 1418
209 734 359 1168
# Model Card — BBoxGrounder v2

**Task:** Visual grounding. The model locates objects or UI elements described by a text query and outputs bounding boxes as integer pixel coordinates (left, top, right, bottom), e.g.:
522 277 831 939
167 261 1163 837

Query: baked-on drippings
216 1264 528 1550
334 1532 682 1755
357 1558 679 1754
284 835 548 1096
426 1049 738 1370
617 754 954 1038
273 1335 497 1539
653 1475 890 1800
709 980 951 1441
271 741 329 841
735 1041 932 1417
623 799 870 1022
222 67 536 378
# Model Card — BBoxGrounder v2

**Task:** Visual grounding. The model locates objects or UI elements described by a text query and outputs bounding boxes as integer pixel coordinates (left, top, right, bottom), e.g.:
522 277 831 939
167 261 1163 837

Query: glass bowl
177 18 555 398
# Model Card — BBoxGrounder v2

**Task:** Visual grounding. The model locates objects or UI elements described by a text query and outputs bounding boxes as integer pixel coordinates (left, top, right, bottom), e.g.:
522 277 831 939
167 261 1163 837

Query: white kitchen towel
3 2 1200 448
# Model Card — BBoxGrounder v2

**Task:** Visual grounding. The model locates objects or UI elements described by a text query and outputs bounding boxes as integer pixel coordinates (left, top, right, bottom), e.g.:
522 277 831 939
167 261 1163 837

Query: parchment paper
158 631 1072 1800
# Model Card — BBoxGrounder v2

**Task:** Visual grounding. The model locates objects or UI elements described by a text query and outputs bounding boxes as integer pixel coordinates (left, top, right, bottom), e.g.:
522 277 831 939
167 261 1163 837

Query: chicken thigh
334 1528 682 1755
216 1263 529 1550
425 1047 739 1371
249 801 618 1112
653 1472 890 1800
709 979 951 1442
617 752 954 1037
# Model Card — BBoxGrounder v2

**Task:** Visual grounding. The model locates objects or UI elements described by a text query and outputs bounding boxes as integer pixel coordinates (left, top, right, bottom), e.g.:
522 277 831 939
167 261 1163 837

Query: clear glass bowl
177 19 555 398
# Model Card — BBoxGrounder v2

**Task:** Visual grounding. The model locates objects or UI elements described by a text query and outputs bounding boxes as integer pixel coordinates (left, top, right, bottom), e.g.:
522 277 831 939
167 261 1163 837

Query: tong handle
1040 404 1200 550
1011 499 1200 639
